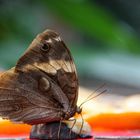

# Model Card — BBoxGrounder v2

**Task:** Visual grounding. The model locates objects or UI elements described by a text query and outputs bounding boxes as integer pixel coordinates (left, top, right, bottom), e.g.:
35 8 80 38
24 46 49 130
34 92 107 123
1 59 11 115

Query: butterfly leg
68 118 76 139
79 113 84 135
57 118 63 139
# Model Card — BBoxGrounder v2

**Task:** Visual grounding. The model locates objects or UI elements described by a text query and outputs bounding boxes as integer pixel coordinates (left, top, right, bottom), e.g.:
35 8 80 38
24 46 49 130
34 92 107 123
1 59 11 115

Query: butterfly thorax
62 106 82 120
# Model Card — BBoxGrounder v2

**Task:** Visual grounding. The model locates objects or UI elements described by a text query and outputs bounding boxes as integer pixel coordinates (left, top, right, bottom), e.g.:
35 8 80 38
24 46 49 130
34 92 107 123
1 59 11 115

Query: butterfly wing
0 30 78 124
0 67 69 124
16 30 79 110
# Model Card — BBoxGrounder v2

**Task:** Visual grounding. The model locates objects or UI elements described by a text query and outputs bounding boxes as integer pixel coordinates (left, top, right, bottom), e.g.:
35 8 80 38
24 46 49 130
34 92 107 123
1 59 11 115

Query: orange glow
0 112 140 136
86 112 140 130
0 119 31 136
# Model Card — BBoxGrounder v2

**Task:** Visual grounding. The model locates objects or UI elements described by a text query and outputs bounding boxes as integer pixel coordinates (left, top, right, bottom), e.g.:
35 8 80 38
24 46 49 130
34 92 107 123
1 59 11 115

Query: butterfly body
0 30 79 124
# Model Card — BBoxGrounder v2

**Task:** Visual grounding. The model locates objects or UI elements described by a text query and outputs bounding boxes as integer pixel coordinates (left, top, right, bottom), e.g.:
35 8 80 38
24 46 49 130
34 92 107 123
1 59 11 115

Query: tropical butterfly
0 29 81 125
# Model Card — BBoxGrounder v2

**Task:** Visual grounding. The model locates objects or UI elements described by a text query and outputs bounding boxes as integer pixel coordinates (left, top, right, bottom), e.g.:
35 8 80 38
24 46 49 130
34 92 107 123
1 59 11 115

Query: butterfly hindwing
0 67 68 124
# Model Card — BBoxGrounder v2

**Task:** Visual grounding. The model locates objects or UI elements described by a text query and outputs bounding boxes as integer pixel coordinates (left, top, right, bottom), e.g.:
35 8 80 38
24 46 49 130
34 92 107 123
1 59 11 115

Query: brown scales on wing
0 29 79 124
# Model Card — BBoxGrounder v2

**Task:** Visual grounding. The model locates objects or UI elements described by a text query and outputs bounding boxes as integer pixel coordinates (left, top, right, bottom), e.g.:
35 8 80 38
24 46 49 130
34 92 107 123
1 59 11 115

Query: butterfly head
62 106 82 120
76 106 82 114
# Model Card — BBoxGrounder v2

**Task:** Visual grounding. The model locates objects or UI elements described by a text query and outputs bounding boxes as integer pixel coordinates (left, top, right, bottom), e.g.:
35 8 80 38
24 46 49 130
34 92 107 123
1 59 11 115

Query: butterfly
0 29 81 125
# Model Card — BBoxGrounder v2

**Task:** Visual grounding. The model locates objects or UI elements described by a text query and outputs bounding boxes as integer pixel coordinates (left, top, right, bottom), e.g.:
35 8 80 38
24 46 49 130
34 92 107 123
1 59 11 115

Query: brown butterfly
0 29 81 125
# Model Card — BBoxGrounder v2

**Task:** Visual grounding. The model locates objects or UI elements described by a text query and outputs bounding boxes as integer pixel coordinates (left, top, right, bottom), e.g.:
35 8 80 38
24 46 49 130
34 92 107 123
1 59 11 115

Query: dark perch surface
30 121 92 139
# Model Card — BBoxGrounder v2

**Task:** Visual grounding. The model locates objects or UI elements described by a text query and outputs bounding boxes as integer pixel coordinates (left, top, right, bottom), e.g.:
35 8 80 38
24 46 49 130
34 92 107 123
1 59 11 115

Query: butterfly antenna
84 83 106 101
79 89 107 108
80 89 107 107
79 84 107 108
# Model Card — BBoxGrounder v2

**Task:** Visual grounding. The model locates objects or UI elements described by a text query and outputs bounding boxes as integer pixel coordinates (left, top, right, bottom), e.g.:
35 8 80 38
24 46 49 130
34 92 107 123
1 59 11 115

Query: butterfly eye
41 44 50 52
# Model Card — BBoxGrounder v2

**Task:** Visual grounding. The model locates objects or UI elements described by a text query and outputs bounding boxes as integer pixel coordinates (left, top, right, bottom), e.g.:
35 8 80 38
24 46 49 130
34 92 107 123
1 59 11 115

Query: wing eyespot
14 104 20 111
40 43 50 52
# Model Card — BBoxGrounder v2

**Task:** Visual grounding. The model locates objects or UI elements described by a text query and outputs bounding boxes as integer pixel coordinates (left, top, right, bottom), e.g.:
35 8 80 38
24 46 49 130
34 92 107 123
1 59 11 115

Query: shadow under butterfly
0 30 93 139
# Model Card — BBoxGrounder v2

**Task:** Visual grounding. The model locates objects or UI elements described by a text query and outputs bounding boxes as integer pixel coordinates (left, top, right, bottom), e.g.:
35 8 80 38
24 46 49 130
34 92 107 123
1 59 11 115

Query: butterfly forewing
17 30 78 109
0 30 79 124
